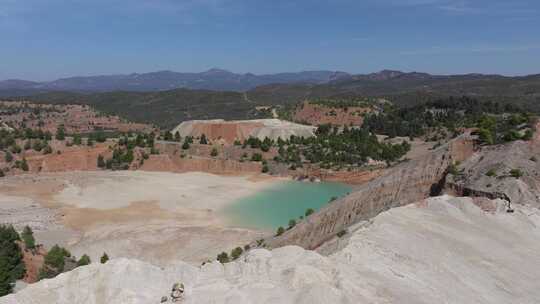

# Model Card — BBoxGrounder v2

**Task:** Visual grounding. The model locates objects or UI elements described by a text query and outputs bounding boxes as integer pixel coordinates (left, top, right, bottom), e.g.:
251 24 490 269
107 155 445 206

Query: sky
0 0 539 81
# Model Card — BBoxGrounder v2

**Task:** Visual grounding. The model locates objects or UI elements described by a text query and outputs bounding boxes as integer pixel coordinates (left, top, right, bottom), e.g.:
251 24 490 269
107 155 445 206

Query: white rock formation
3 195 540 304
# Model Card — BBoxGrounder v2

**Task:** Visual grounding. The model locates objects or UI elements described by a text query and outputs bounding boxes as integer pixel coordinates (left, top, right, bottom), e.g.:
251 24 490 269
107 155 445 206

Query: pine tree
199 134 208 145
21 226 35 249
55 125 66 141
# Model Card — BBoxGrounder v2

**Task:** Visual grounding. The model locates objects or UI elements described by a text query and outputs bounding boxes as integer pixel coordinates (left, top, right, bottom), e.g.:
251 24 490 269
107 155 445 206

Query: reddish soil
0 101 154 134
17 242 47 283
10 143 112 174
0 140 113 177
140 154 262 175
293 101 371 126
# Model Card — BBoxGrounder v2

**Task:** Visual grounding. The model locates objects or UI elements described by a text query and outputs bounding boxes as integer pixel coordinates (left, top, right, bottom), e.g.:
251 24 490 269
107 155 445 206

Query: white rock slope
3 196 540 304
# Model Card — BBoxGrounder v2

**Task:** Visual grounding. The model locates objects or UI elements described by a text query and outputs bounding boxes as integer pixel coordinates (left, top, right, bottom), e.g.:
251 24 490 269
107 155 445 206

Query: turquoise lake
222 181 352 230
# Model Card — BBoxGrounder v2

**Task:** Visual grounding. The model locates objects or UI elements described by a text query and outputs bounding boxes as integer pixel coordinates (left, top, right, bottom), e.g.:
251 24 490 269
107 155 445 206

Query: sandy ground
0 171 277 266
5 195 540 304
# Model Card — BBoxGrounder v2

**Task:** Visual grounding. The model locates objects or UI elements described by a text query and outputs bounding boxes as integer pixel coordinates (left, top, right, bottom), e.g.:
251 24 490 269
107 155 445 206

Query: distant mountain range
0 69 351 93
2 69 539 98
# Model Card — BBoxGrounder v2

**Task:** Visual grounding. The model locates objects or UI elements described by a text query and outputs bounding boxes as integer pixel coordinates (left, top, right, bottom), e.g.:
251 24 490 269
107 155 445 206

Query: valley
1 79 539 304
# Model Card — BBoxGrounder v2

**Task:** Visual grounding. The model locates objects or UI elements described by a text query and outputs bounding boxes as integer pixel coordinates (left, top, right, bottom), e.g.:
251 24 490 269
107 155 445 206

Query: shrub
32 140 43 151
73 134 82 145
261 164 269 173
217 252 229 263
510 169 523 179
210 148 218 157
77 254 91 266
530 156 537 162
275 226 285 236
522 129 534 141
447 163 459 175
182 142 190 150
485 169 497 177
100 252 109 264
251 153 263 162
97 155 105 168
478 128 494 145
43 145 53 154
10 145 21 154
20 158 29 171
4 151 13 162
305 208 315 217
337 230 347 238
231 247 243 260
288 219 296 229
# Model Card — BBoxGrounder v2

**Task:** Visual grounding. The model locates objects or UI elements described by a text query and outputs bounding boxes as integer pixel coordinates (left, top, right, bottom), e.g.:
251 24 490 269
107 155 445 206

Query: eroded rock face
268 136 475 249
171 119 316 143
3 196 540 304
446 140 540 209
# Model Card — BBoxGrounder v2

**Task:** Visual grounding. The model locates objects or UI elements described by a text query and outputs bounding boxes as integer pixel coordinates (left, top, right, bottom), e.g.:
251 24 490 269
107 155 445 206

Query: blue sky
1 0 539 80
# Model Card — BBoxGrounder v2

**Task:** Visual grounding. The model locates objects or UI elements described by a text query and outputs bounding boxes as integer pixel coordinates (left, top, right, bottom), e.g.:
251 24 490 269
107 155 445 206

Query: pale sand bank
0 171 279 265
54 171 277 211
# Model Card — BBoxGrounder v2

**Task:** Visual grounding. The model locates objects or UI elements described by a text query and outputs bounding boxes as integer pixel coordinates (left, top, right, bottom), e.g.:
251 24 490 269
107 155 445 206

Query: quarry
2 1 539 301
1 98 540 304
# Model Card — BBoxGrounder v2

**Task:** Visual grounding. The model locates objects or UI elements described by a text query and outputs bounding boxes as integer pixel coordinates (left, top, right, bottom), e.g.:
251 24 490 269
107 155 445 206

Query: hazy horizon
2 67 539 83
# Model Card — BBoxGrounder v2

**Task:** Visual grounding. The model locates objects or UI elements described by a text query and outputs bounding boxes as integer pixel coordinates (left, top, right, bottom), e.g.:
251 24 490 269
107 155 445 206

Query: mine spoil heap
171 119 316 143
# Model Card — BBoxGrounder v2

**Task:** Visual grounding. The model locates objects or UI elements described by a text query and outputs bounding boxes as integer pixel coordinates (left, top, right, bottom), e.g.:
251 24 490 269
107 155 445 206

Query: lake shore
0 171 280 266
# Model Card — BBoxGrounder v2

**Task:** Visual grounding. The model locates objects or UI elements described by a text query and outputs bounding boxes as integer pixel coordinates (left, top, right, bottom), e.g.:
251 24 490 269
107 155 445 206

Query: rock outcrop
171 119 316 143
446 140 540 209
3 196 540 304
268 135 475 249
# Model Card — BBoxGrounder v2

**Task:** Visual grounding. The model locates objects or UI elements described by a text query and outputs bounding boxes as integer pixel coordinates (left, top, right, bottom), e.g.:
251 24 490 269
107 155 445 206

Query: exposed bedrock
446 139 540 209
5 196 540 304
268 135 475 249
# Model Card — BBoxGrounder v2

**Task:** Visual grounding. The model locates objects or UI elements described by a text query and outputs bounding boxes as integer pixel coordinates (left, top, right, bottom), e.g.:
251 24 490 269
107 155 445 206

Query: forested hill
10 90 254 129
0 69 350 93
247 71 540 108
3 71 540 129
